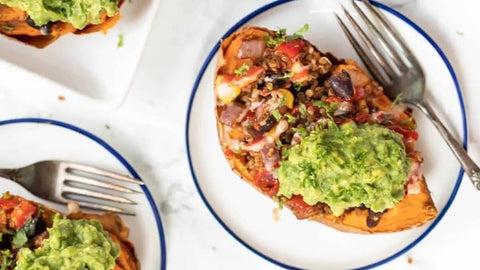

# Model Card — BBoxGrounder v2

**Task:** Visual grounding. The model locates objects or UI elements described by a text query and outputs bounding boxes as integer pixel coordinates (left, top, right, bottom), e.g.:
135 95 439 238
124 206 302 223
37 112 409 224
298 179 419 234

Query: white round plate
186 0 466 269
0 118 166 270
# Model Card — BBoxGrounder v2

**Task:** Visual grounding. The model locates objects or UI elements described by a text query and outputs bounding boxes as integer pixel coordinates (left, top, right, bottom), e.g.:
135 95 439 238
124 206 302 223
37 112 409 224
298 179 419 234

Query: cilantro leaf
294 82 303 92
265 24 310 47
272 109 282 121
1 25 14 32
12 230 28 249
298 103 307 116
292 127 308 137
117 34 124 48
392 93 403 106
285 113 297 124
286 24 309 41
275 138 283 148
234 63 250 76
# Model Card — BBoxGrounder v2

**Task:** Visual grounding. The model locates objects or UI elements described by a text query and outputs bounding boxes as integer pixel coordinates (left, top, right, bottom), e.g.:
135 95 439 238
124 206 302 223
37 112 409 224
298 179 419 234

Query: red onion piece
238 40 266 59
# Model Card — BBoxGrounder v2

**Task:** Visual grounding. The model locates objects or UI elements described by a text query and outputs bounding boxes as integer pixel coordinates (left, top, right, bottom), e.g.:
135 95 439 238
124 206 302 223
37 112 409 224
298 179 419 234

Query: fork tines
335 0 422 86
62 162 144 215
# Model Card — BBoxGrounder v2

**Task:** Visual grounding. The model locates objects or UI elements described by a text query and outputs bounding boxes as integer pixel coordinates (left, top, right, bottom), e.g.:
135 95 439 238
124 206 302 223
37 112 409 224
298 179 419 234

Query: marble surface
0 0 479 269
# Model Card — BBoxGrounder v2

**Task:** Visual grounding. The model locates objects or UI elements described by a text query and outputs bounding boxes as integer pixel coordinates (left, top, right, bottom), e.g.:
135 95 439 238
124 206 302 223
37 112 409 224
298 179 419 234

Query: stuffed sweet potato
0 193 139 269
215 26 437 233
0 0 124 48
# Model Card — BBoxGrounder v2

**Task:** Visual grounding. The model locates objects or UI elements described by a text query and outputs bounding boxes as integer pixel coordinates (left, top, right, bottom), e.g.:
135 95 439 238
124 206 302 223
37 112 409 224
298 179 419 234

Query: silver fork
335 0 480 188
0 160 144 215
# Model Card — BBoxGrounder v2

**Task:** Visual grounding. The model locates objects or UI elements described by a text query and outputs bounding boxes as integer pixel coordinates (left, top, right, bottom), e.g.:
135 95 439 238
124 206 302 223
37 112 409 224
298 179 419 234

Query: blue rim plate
0 118 167 270
186 1 466 269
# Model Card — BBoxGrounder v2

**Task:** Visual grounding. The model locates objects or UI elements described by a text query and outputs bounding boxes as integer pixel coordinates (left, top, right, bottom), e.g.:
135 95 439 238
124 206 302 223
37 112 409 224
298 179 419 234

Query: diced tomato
352 87 366 101
325 96 344 103
285 195 314 214
253 170 279 197
225 149 234 157
291 68 309 83
276 39 305 59
241 110 255 122
0 195 21 211
388 125 419 141
291 105 300 115
354 113 371 123
10 201 37 229
222 74 235 83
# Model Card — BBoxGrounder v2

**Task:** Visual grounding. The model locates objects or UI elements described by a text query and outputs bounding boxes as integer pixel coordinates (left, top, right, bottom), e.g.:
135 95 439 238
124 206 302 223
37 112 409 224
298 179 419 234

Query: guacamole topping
15 214 119 270
0 0 120 29
277 122 409 216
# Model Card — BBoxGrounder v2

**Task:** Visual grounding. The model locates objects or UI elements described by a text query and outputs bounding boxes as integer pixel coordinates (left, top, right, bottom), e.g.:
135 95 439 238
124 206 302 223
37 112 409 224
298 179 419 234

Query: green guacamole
278 122 409 216
0 0 120 29
15 214 119 270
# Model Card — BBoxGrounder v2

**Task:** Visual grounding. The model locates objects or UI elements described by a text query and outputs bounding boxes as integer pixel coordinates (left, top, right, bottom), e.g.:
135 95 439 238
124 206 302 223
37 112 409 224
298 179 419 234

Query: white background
0 0 479 269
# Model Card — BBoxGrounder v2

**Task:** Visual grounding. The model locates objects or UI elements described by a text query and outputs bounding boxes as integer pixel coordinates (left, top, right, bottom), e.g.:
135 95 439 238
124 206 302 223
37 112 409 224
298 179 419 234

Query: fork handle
415 102 480 189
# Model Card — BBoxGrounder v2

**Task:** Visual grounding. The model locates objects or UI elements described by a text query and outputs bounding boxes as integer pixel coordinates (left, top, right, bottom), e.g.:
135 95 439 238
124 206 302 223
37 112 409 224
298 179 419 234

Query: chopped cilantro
234 63 250 76
117 34 124 48
298 104 307 116
292 127 308 137
264 32 286 48
264 24 310 47
294 82 303 92
276 28 287 37
402 116 417 130
312 100 327 108
275 138 283 148
313 100 337 114
272 109 282 121
282 147 291 158
12 230 28 249
285 113 297 123
1 25 14 31
286 24 309 41
277 200 284 210
392 93 403 106
281 71 294 79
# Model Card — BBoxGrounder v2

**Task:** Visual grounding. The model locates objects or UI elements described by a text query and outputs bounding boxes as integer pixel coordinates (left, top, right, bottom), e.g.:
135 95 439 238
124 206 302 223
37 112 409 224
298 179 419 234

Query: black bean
283 130 294 143
329 70 354 99
26 16 52 35
257 116 276 132
22 216 47 238
366 210 383 228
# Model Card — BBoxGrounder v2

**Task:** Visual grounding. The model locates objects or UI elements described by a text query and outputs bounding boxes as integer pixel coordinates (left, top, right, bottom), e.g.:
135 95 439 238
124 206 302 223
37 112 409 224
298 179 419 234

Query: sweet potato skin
215 26 437 233
0 2 123 48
